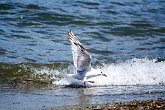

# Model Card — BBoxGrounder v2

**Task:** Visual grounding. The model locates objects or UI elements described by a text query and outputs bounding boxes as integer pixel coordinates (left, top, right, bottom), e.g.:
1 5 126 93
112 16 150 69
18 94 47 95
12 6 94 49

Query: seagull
67 31 107 85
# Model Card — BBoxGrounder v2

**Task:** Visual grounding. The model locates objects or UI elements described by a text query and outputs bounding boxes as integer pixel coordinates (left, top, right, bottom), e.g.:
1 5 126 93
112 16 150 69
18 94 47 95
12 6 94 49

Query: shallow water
0 85 165 110
0 0 165 109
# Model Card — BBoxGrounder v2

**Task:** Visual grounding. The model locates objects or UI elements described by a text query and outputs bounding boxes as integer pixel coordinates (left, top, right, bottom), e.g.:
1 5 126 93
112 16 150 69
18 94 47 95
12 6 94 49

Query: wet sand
44 99 165 110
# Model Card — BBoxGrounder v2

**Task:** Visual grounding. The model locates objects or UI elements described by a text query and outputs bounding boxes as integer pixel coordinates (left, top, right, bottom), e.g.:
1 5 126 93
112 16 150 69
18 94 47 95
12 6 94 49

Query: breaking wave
0 58 164 87
54 58 165 86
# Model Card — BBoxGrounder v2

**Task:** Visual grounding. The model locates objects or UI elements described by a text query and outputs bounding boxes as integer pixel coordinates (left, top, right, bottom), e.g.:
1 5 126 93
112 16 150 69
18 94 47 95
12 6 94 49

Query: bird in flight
67 31 107 85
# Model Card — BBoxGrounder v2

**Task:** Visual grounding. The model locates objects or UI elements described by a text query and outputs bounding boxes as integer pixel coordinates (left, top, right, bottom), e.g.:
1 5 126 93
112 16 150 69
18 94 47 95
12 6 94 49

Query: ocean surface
0 0 165 109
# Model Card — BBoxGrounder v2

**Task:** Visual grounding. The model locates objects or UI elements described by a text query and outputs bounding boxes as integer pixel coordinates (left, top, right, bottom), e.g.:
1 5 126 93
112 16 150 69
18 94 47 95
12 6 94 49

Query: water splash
0 58 164 87
54 58 165 86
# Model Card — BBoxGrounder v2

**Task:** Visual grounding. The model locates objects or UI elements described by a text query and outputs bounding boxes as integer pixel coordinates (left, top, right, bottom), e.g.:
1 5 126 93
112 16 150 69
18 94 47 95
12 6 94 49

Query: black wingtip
67 30 72 35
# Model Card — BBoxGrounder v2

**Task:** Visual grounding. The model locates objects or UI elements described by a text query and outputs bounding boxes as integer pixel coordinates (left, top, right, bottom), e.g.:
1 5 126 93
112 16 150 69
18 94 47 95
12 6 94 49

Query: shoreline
44 99 165 110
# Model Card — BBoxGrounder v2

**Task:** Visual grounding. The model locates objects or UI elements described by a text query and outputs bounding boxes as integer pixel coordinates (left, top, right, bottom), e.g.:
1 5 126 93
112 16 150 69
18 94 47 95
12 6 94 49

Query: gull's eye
101 71 103 73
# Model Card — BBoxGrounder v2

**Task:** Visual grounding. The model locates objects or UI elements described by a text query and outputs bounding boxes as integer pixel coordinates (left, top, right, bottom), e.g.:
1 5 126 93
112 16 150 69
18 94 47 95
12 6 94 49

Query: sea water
0 0 165 109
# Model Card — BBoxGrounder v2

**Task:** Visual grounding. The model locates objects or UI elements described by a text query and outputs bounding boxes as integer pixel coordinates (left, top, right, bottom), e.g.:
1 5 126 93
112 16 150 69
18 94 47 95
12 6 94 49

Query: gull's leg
87 81 95 83
83 77 95 85
83 76 95 84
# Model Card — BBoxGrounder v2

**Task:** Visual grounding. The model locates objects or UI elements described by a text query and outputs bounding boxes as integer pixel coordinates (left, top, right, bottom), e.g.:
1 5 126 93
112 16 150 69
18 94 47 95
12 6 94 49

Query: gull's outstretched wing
67 31 91 71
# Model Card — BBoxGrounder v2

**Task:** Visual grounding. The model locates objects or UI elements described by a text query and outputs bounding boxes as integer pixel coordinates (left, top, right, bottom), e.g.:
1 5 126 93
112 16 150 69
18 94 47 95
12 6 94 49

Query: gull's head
100 70 107 77
98 69 103 74
92 69 107 77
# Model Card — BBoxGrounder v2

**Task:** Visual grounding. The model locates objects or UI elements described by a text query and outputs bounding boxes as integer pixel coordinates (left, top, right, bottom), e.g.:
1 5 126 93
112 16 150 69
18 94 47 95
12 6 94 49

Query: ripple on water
0 0 165 63
0 3 15 10
0 48 7 55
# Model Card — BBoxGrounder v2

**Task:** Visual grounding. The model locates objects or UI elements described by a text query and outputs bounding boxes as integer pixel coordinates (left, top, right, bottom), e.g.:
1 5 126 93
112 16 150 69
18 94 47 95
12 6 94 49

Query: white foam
53 58 165 86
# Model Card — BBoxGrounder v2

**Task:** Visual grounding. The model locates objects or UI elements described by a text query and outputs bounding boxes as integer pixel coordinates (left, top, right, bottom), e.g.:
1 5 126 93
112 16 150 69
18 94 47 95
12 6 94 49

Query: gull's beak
101 70 107 77
102 74 107 77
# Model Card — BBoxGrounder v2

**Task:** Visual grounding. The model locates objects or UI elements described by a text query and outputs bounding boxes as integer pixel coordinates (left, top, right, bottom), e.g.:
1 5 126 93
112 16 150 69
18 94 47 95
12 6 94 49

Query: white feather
67 31 91 71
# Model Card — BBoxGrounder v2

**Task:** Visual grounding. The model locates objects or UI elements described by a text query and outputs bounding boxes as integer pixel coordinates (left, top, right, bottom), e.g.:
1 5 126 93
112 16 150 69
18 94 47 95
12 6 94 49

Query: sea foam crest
54 58 165 86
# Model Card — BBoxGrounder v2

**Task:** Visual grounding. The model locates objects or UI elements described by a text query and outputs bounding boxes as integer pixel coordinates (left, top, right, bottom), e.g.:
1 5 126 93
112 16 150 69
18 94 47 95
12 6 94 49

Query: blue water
0 0 165 109
0 0 164 63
